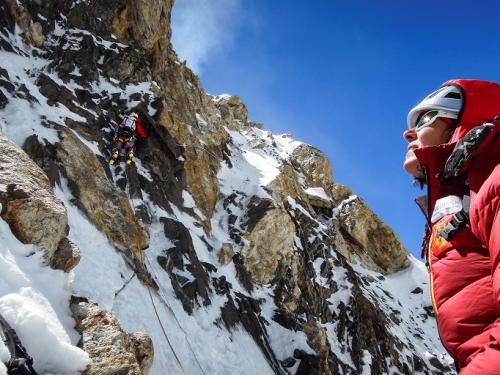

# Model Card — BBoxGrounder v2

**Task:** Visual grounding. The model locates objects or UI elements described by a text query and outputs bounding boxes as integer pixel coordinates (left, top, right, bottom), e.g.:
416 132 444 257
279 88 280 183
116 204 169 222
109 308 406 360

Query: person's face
402 117 454 178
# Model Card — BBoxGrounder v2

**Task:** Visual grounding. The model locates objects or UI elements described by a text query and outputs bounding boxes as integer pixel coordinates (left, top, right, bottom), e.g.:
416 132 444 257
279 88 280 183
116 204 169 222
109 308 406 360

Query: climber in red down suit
402 79 500 374
109 112 147 166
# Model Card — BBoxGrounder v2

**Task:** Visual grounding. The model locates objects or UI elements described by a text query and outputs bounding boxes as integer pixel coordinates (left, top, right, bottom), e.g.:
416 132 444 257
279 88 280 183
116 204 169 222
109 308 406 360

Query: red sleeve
480 164 500 305
135 118 148 139
469 147 500 309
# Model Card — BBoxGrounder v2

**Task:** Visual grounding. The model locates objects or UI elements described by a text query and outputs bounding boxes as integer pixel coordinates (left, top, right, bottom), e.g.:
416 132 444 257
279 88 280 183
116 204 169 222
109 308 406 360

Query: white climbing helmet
407 85 463 130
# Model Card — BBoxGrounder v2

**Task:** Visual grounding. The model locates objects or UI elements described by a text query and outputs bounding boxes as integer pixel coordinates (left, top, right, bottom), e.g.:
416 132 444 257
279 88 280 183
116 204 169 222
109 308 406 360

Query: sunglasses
412 110 455 130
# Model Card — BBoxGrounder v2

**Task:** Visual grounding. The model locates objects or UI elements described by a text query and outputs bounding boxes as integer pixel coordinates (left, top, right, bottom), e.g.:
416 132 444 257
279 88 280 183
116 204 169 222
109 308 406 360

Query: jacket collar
414 143 455 183
412 122 499 222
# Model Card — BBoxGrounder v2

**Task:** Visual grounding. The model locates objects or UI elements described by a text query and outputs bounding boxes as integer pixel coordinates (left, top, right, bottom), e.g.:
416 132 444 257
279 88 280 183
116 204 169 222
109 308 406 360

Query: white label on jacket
431 195 463 224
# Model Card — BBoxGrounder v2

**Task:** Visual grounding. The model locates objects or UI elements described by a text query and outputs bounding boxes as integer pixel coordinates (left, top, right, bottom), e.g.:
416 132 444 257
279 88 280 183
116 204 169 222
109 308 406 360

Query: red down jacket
414 79 500 374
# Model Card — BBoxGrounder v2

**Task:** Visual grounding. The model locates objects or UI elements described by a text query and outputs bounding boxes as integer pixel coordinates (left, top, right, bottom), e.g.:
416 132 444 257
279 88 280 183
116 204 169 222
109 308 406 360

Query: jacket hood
443 79 500 142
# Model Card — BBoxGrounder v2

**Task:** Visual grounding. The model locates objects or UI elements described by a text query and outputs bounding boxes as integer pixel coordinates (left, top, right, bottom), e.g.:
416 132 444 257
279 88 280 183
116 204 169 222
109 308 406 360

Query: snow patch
332 194 358 217
305 187 330 200
0 341 9 372
212 94 232 103
0 219 89 374
195 113 208 127
362 350 372 374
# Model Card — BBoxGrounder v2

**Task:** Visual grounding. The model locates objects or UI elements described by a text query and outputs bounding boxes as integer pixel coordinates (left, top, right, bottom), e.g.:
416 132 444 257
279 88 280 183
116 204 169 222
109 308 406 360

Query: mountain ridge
0 1 453 374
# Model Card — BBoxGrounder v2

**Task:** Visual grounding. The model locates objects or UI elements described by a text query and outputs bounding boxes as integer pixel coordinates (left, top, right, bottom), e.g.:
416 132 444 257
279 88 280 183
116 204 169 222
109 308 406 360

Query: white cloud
172 0 242 73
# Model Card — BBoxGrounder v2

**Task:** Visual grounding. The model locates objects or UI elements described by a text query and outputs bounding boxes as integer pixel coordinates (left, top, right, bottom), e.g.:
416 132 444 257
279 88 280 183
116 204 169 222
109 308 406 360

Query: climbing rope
122 173 207 375
114 273 135 297
119 168 187 374
145 282 188 375
144 256 208 375
171 139 220 160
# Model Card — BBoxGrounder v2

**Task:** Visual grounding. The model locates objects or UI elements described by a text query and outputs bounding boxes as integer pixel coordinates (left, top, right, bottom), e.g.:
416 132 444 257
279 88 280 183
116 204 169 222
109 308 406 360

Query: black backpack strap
0 313 38 375
437 184 471 242
438 210 469 241
442 123 495 179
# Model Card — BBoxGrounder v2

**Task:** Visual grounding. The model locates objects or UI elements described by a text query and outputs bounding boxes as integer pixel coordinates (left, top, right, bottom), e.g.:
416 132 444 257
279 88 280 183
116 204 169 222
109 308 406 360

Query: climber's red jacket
414 79 500 374
117 116 148 139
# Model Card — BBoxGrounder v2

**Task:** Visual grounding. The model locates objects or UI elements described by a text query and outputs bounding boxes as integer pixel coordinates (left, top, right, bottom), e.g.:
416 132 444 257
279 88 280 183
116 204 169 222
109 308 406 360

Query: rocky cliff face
0 1 453 374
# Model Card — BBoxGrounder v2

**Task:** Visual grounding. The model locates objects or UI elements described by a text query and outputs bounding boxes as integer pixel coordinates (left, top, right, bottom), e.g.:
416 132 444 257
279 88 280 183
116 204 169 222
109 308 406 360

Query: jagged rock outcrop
70 296 154 375
0 129 80 271
332 184 410 274
214 94 249 123
129 332 154 374
4 0 45 48
291 144 334 192
111 0 174 54
241 197 296 284
268 144 409 275
157 217 212 314
266 163 307 204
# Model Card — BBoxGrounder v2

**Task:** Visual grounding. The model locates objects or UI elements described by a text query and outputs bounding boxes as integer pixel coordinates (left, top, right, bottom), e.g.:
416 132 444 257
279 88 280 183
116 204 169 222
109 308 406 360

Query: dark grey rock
158 218 212 314
0 89 8 109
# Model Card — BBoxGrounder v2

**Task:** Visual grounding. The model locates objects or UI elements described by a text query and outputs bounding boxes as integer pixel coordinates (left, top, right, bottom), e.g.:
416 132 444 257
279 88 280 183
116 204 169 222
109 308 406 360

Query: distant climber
109 112 148 166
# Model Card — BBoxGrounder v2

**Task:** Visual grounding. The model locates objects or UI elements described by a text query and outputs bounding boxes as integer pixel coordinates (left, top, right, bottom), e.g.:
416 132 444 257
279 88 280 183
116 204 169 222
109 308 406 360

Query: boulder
70 297 153 375
0 130 68 262
27 21 45 48
130 332 154 374
49 237 81 273
219 243 235 265
303 320 331 374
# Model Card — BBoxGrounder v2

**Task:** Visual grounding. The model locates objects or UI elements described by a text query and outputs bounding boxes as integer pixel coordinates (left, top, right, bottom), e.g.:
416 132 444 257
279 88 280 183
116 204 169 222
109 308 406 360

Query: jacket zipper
423 168 439 315
422 168 455 360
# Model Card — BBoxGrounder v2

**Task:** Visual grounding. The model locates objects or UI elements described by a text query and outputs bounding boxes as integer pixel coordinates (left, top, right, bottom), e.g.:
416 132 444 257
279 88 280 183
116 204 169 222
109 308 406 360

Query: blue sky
172 0 500 259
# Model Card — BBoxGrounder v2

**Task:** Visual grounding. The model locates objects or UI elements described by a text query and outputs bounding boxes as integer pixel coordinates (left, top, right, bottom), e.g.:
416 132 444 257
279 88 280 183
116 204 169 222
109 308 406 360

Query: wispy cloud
172 0 243 73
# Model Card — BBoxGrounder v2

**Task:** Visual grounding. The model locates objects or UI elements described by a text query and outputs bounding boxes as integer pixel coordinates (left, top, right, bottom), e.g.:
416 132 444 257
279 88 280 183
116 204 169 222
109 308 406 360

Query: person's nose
403 128 417 142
